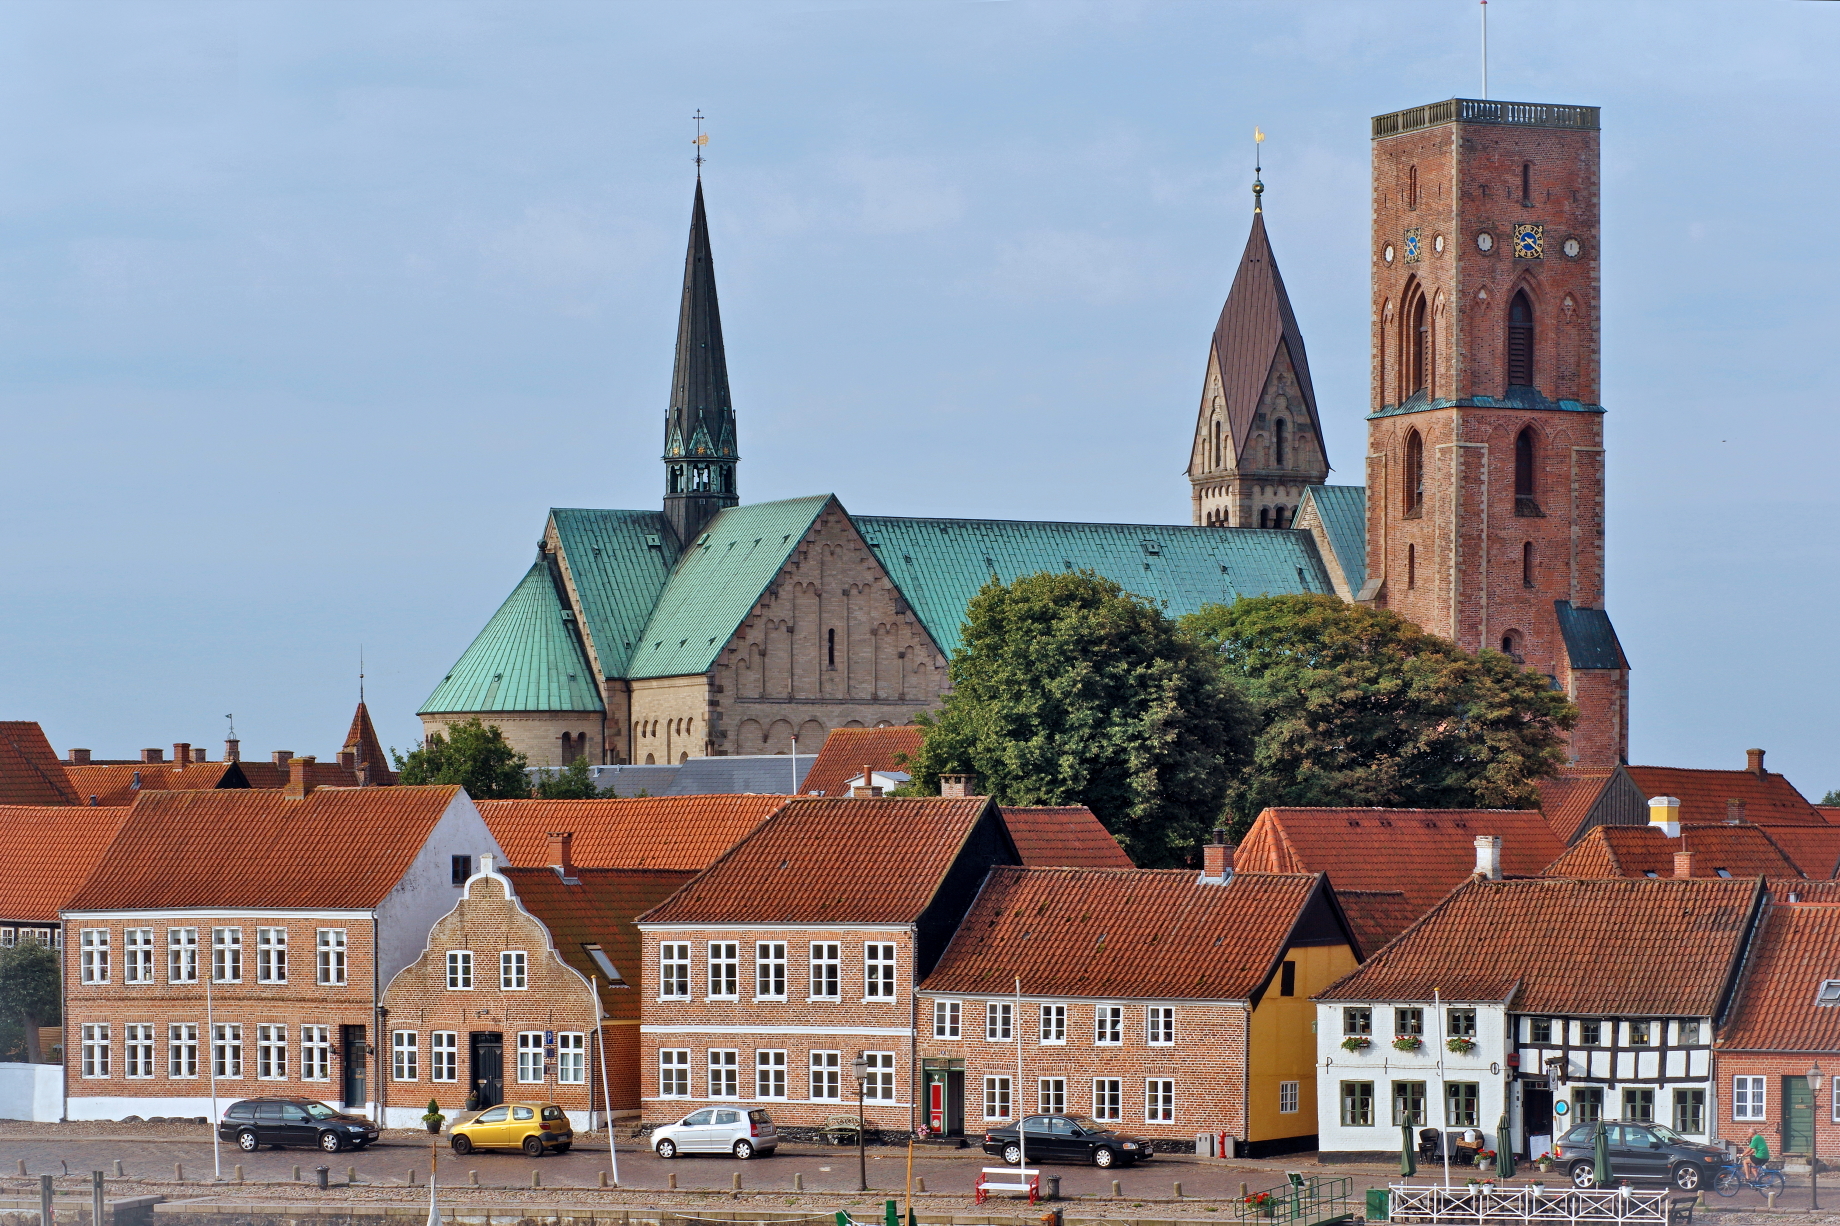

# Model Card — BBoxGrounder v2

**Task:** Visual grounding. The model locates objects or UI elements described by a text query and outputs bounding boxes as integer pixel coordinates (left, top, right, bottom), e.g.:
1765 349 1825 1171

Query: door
340 1025 367 1110
278 1102 316 1146
946 1070 965 1137
1618 1124 1670 1180
676 1108 717 1151
1522 1085 1554 1159
470 1032 504 1108
929 1079 945 1133
1784 1077 1814 1155
712 1108 745 1153
471 1105 510 1147
1017 1115 1056 1162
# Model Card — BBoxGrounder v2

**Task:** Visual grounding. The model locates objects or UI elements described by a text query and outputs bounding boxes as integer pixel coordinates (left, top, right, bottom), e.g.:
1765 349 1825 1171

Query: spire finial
1252 127 1266 214
693 109 708 178
358 645 365 704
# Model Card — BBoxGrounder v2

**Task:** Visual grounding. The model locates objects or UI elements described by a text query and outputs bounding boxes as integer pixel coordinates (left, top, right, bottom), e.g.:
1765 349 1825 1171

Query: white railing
1389 1184 1677 1225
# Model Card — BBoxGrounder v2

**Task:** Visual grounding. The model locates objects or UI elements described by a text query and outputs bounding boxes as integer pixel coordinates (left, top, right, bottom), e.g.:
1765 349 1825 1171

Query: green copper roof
851 514 1335 657
627 495 831 679
549 508 677 678
1300 484 1368 597
419 561 604 714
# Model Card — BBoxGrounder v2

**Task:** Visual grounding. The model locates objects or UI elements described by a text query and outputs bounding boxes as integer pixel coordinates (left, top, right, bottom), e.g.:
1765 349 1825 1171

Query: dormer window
1817 981 1840 1007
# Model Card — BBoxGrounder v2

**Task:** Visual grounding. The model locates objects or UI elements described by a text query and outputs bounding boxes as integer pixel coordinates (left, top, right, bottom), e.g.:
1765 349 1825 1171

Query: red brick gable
1719 885 1840 1051
0 804 130 923
478 795 789 870
1000 807 1133 868
0 723 77 806
501 866 696 1017
801 726 924 798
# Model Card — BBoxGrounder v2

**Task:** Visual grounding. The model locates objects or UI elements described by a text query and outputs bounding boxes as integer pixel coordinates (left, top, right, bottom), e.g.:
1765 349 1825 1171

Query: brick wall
1716 1055 1840 1162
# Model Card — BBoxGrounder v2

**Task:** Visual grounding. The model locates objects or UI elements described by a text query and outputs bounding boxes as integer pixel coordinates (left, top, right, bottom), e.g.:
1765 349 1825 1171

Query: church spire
662 175 739 548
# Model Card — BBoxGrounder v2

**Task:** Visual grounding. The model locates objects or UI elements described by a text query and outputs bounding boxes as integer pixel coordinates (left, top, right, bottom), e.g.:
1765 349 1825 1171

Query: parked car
651 1107 778 1159
218 1099 380 1154
449 1101 574 1157
1555 1121 1725 1191
982 1115 1150 1168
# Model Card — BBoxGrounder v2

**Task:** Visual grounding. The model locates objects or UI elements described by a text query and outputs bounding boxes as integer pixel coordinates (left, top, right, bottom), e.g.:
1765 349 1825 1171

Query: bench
976 1167 1040 1204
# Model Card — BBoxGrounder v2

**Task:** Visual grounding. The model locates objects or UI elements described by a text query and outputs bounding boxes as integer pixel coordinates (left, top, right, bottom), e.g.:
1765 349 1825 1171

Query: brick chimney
1648 795 1682 838
1474 835 1503 880
191 746 206 763
337 751 356 770
1726 798 1746 825
172 743 191 768
284 756 317 799
1747 748 1767 777
224 738 240 763
547 831 577 880
140 748 164 763
851 765 884 799
69 749 90 765
1200 827 1235 884
939 772 980 798
272 750 294 767
1674 851 1697 879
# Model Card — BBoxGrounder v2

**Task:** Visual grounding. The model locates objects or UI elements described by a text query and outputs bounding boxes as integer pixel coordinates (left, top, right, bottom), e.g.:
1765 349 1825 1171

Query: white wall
1316 1000 1511 1159
0 1061 64 1122
374 791 506 984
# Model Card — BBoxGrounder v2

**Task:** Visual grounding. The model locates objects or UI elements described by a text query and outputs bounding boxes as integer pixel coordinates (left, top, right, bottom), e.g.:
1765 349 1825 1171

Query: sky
2 1 1837 791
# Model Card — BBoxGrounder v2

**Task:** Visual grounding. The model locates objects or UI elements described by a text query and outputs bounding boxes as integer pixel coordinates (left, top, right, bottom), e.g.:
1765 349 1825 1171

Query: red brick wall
1716 1054 1840 1161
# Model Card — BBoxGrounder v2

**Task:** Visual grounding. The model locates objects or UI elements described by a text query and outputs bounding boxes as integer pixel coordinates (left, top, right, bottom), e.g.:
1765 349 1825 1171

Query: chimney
479 853 496 875
191 747 206 763
1474 835 1503 880
172 743 191 769
1747 748 1766 777
1647 795 1682 838
851 765 884 799
1200 826 1235 884
939 772 980 798
69 749 90 765
1674 850 1697 879
337 750 356 770
140 748 164 763
224 738 240 763
546 831 577 880
1726 798 1746 825
272 750 293 767
284 755 317 800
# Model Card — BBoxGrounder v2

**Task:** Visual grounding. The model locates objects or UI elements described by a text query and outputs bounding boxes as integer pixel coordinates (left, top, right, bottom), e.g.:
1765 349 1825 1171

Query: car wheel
522 1136 545 1158
451 1135 473 1156
236 1130 260 1153
318 1132 344 1154
733 1140 756 1160
1672 1164 1701 1191
1093 1147 1116 1169
1569 1161 1596 1189
1002 1143 1023 1166
655 1139 678 1159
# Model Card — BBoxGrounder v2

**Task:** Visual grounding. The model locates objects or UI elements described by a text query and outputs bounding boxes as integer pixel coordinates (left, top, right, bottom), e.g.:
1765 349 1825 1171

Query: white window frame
211 927 241 984
390 1030 418 1081
809 942 841 1000
1147 1078 1175 1122
168 1023 198 1079
1038 1076 1066 1115
1093 1077 1123 1122
708 1048 740 1098
123 928 155 984
862 1050 896 1101
659 1049 692 1097
1732 1076 1766 1121
756 1049 788 1099
316 928 347 986
1094 1004 1124 1045
708 942 739 999
253 1024 287 1081
986 1001 1014 1041
501 950 527 990
81 1023 109 1077
982 1074 1012 1121
755 942 787 1000
556 1032 585 1084
80 928 110 984
517 1032 545 1083
213 1023 242 1078
431 1031 458 1083
0 927 11 947
1040 1003 1066 1044
810 1050 841 1101
1280 1080 1300 1114
168 927 199 983
660 942 691 1000
864 943 897 1000
301 1025 331 1081
1147 1005 1175 1046
123 1023 155 1078
446 950 473 990
255 927 287 984
933 999 961 1039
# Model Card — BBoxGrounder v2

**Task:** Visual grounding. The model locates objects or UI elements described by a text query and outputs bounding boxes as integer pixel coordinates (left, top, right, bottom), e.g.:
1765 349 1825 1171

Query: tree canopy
0 939 60 1063
394 718 532 799
533 756 604 799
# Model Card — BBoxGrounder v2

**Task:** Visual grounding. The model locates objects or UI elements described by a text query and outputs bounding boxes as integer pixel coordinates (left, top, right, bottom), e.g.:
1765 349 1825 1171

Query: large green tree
0 939 60 1063
533 756 604 799
907 570 1255 867
393 718 532 799
1180 594 1575 835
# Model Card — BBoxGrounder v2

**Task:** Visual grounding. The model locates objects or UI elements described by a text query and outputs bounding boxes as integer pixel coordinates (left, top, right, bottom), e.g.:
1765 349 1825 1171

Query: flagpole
207 969 220 1180
1015 977 1025 1175
1480 1 1489 99
1435 989 1448 1188
594 976 620 1187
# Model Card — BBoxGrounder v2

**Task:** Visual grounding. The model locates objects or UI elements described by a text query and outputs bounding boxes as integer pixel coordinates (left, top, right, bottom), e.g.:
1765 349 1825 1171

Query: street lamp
1809 1065 1824 1211
851 1054 870 1193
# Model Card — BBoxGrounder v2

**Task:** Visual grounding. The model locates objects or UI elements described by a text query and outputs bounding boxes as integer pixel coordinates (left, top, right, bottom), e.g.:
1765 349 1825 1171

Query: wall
1314 1000 1509 1160
417 712 604 770
0 1060 63 1122
1713 1053 1839 1162
1246 942 1357 1147
373 793 506 986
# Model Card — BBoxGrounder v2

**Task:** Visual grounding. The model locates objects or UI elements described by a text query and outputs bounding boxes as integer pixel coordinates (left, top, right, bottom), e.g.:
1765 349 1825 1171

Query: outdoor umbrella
1401 1125 1418 1177
1592 1123 1611 1188
1497 1116 1516 1179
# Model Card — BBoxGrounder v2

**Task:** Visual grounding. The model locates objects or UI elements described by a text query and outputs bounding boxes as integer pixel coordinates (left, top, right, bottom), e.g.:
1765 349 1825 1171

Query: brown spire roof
342 702 397 785
1206 210 1323 458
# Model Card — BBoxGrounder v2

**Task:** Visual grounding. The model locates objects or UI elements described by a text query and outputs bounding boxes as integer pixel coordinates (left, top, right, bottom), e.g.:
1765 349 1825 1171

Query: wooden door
1784 1077 1814 1155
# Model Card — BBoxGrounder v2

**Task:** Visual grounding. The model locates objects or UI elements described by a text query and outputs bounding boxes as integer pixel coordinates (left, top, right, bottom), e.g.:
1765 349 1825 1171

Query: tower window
1507 291 1535 387
1213 419 1222 470
1272 505 1288 529
1258 507 1270 529
1403 430 1424 517
1408 164 1419 210
1501 631 1524 664
1514 427 1541 516
1521 162 1532 205
1406 542 1417 590
1522 541 1536 588
1408 293 1428 397
1274 419 1288 466
827 628 836 668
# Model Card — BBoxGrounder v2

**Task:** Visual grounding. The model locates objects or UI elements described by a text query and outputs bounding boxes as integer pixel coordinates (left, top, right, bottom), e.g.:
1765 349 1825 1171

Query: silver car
652 1106 778 1159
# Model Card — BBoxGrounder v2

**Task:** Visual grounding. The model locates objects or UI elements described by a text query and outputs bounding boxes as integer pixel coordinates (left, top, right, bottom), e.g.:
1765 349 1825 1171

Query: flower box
1392 1035 1424 1052
1340 1036 1372 1052
1447 1037 1477 1054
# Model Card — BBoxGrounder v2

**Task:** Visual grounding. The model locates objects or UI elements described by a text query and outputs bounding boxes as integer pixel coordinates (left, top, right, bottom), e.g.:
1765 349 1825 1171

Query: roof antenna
225 713 236 740
1252 127 1265 214
358 646 365 705
1480 0 1489 99
693 109 708 179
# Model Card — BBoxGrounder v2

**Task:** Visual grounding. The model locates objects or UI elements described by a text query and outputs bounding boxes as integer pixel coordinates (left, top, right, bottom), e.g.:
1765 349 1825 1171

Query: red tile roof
1544 824 1804 880
1814 806 1840 827
1334 889 1420 958
0 723 78 806
0 804 131 922
234 759 363 790
500 866 697 1018
1624 765 1823 826
639 797 998 925
920 867 1333 1000
1536 771 1613 843
1719 884 1840 1051
64 760 248 807
1318 876 1763 1017
1235 807 1565 912
477 795 790 870
1751 824 1840 879
65 786 468 912
1000 807 1134 868
801 726 925 798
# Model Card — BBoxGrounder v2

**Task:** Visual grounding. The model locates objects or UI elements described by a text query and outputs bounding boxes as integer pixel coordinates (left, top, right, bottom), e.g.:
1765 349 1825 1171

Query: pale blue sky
3 1 1836 791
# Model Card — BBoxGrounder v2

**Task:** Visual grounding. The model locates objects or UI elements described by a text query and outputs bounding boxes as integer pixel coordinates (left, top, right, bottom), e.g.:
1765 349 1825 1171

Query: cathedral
421 97 1627 771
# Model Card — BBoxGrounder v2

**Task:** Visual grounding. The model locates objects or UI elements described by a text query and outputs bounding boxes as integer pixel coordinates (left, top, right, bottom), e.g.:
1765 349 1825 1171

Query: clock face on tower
1514 223 1545 259
1476 231 1494 253
1404 229 1420 263
1563 237 1582 258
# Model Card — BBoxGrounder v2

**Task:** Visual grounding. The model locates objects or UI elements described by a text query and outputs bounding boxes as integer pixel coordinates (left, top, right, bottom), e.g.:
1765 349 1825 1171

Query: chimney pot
1726 798 1746 825
1674 850 1697 879
69 749 90 765
850 765 884 799
546 831 576 879
140 748 163 764
1647 795 1682 838
939 772 980 799
272 750 293 766
1747 748 1766 776
172 743 190 769
224 738 240 763
284 755 317 800
1474 835 1503 881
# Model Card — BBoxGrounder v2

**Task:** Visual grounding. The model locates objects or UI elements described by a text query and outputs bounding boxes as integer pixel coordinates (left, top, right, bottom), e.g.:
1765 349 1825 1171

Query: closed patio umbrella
1592 1123 1611 1188
1497 1116 1516 1179
1401 1124 1418 1177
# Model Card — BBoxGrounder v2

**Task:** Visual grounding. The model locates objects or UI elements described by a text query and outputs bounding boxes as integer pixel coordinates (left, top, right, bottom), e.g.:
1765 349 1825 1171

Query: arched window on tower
1408 164 1419 210
1403 430 1425 517
1521 161 1532 205
1500 630 1525 664
827 627 836 669
1258 507 1271 529
1514 427 1541 516
1274 419 1288 466
1522 541 1536 588
1507 291 1535 388
1406 542 1417 590
1213 419 1222 469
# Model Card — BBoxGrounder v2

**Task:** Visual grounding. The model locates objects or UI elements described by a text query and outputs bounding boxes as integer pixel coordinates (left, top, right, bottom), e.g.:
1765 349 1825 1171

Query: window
1148 1006 1175 1046
168 1024 198 1079
1092 1078 1123 1122
80 928 110 984
1279 961 1297 996
1733 1076 1766 1120
167 928 199 983
659 1050 691 1097
1275 418 1288 466
864 944 897 998
548 1031 582 1084
1514 428 1540 515
302 1025 331 1081
1408 163 1420 209
809 943 840 999
810 1050 841 1101
501 950 527 990
120 928 154 984
1522 541 1536 588
708 942 739 998
1278 1080 1300 1115
661 943 691 999
1446 1081 1479 1127
1095 1005 1123 1045
932 1000 961 1039
755 943 786 999
212 1023 242 1078
861 1050 896 1101
755 1049 787 1099
390 1031 417 1081
212 928 241 983
1507 291 1535 387
1448 1008 1477 1037
446 950 473 989
256 927 287 983
0 928 10 947
1407 542 1417 589
827 628 836 668
1520 161 1532 204
1405 288 1429 397
1392 1080 1427 1126
1147 1079 1175 1122
708 1049 739 1098
123 1024 155 1079
1678 1020 1703 1044
1039 1077 1066 1115
81 1023 109 1078
1675 1088 1706 1134
986 1002 1013 1041
1579 1020 1601 1045
1624 1088 1655 1123
983 1075 1012 1121
1529 1018 1552 1044
259 1025 290 1080
1342 1081 1375 1127
1040 1004 1066 1043
1628 1020 1652 1046
517 1032 544 1083
1404 430 1424 516
1344 1007 1373 1036
316 929 346 986
1396 1007 1424 1037
1574 1087 1604 1122
1819 980 1840 1007
452 854 472 885
583 943 623 983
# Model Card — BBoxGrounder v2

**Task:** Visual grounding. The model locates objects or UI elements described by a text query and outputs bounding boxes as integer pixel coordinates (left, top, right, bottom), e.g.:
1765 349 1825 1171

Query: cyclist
1743 1129 1770 1183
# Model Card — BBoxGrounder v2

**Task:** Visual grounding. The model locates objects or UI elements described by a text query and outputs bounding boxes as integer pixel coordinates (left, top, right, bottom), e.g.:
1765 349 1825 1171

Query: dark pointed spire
1208 207 1322 459
662 178 740 547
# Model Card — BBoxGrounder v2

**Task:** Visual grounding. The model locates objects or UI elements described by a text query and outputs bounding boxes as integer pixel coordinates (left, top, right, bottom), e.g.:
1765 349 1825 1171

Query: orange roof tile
1334 889 1420 958
477 795 790 870
0 804 131 923
1235 807 1565 912
1000 807 1134 868
64 760 248 807
1815 806 1840 827
0 723 78 806
1750 824 1840 880
1318 876 1763 1016
1624 765 1823 826
920 868 1337 1000
1536 771 1613 843
1718 885 1840 1051
1544 824 1804 880
235 759 364 790
500 866 697 1018
801 726 925 798
65 786 467 912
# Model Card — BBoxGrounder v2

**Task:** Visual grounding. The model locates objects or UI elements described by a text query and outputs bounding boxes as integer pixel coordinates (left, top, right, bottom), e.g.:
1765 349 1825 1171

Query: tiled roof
64 786 468 912
1334 889 1419 958
1543 824 1803 880
342 703 397 785
477 795 790 871
1207 210 1322 459
1234 807 1564 912
420 561 603 715
919 867 1329 1001
1718 885 1840 1051
802 726 926 798
548 508 676 681
1000 807 1134 868
1748 824 1840 880
638 797 997 925
236 759 363 790
501 866 697 1017
1816 806 1840 827
1537 771 1614 843
1317 876 1763 1017
64 760 247 807
1298 485 1367 597
1623 765 1823 826
0 804 131 922
0 722 78 806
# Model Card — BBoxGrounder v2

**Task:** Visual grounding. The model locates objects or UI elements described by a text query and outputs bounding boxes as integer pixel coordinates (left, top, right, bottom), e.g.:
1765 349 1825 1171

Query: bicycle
1713 1161 1787 1198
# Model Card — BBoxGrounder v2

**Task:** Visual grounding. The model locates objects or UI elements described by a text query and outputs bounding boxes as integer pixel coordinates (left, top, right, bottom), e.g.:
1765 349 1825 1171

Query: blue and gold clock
1513 223 1544 259
1404 228 1421 263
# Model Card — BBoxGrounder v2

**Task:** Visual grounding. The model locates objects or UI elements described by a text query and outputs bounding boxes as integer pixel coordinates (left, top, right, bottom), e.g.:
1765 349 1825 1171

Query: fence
1233 1174 1356 1226
1386 1183 1685 1225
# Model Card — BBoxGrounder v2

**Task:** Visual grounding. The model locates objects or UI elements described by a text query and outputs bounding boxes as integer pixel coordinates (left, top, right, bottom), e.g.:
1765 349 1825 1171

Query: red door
930 1080 944 1131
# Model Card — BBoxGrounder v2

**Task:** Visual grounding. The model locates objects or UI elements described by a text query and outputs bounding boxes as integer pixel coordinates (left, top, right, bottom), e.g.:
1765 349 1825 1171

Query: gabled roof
65 786 468 912
0 804 131 923
1206 209 1322 458
1536 770 1615 843
1317 876 1763 1017
549 508 676 680
1554 601 1628 670
1817 806 1840 827
477 795 790 871
1333 889 1419 959
803 726 925 798
1624 765 1823 826
920 867 1336 1001
500 866 698 1015
1000 807 1134 869
64 760 248 807
1297 486 1366 597
0 722 78 806
1718 885 1840 1051
1746 824 1840 880
420 561 603 715
638 796 997 925
342 703 397 785
1235 806 1564 912
1543 824 1803 881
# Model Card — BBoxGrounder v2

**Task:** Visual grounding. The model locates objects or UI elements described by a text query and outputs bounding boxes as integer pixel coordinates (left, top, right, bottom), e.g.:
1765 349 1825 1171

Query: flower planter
1392 1036 1424 1052
1340 1037 1372 1052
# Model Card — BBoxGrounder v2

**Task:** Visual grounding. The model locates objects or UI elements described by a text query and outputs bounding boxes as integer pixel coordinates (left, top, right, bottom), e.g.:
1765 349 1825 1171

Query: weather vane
1253 127 1266 213
693 109 708 175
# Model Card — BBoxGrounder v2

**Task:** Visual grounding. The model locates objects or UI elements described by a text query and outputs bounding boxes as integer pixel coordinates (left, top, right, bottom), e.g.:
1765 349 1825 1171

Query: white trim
638 923 914 933
641 1095 914 1107
64 908 375 922
641 1024 913 1036
918 990 1251 1008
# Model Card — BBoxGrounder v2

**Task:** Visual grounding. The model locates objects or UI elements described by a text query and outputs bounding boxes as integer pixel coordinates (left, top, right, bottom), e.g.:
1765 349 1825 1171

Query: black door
471 1032 504 1108
340 1025 367 1110
278 1102 315 1146
946 1070 965 1137
1522 1085 1554 1157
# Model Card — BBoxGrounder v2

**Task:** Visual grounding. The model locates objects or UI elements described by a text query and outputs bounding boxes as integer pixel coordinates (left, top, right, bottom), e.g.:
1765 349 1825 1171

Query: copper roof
1624 765 1823 826
500 866 697 1018
1719 884 1840 1051
0 723 78 806
64 760 247 807
1000 807 1134 869
1334 889 1420 958
477 795 789 870
801 726 924 798
1544 824 1805 880
0 804 131 922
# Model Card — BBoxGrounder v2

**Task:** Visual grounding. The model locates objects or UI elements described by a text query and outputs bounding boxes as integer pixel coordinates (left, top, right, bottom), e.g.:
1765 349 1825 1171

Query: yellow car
449 1101 574 1157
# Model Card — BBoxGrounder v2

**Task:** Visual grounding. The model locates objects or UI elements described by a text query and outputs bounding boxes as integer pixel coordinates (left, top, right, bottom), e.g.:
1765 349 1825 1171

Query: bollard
600 1171 609 1188
668 1172 678 1190
346 1166 356 1186
408 1169 418 1185
314 1165 329 1191
1765 1191 1777 1210
1111 1180 1122 1198
39 1175 53 1225
175 1162 184 1182
93 1171 105 1226
1045 1175 1061 1201
795 1173 804 1192
733 1172 743 1191
1174 1180 1184 1198
532 1169 542 1189
469 1170 479 1187
293 1165 301 1182
113 1159 124 1178
234 1163 244 1182
915 1176 924 1193
15 1159 24 1176
1240 1182 1250 1198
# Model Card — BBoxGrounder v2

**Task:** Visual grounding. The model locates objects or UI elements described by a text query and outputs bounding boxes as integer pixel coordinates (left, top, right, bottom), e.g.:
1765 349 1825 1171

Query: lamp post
1809 1065 1824 1211
851 1054 870 1193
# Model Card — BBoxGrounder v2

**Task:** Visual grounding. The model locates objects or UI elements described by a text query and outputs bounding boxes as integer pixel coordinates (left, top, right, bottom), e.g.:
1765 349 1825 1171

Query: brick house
914 855 1358 1156
59 780 500 1121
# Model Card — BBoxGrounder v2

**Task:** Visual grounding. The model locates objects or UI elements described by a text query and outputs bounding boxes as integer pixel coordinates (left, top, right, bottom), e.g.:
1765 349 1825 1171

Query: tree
533 756 603 799
0 939 60 1063
907 571 1255 868
1823 790 1840 807
393 718 531 799
1180 594 1576 836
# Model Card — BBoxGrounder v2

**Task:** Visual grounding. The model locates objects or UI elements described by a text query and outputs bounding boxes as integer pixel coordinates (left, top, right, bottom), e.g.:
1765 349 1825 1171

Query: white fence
0 1061 63 1122
1389 1184 1680 1226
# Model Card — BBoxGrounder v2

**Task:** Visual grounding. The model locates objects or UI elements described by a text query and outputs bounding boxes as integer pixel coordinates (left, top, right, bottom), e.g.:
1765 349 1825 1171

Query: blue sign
1554 1101 1570 1116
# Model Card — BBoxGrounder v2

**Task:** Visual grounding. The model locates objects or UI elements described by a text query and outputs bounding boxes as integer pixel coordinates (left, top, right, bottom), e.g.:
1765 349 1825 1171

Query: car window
1559 1124 1592 1145
254 1103 283 1119
512 1106 535 1120
305 1103 338 1120
715 1110 741 1124
683 1109 715 1125
748 1110 774 1124
1623 1126 1655 1147
1069 1116 1104 1134
542 1106 565 1121
1021 1116 1049 1132
226 1103 256 1121
282 1106 310 1122
477 1106 509 1123
1648 1124 1685 1144
1049 1118 1075 1135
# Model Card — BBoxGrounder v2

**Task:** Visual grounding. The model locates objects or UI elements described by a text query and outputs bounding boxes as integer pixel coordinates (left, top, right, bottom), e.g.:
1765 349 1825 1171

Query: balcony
1374 99 1600 139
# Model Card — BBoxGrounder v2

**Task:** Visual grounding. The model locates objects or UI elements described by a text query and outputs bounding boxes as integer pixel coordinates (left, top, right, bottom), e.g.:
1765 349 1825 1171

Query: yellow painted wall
1247 941 1358 1142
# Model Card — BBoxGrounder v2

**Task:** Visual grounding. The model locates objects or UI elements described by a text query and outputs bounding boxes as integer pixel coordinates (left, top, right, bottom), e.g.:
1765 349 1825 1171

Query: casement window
864 944 897 999
659 1049 691 1097
123 1024 155 1079
1341 1081 1375 1126
982 1075 1012 1121
517 1032 544 1083
168 1024 198 1079
755 1049 787 1099
1447 1008 1477 1037
211 928 241 983
256 928 287 983
1392 1080 1427 1126
1573 1087 1604 1121
81 1023 110 1077
392 1031 418 1081
251 1025 285 1080
1395 1007 1423 1037
1579 1020 1602 1045
660 943 691 999
212 1023 242 1078
1624 1088 1656 1122
431 1032 458 1083
316 929 347 986
1038 1077 1066 1115
1675 1088 1706 1134
1148 1079 1175 1123
123 929 155 984
500 950 527 990
301 1026 331 1081
861 1050 896 1101
1092 1078 1123 1122
986 1002 1013 1041
1147 1006 1175 1046
1628 1020 1652 1045
0 927 11 947
809 943 840 999
446 950 473 990
755 943 786 999
1528 1017 1552 1044
1280 1080 1301 1115
708 1049 739 1098
451 854 472 885
80 929 110 984
1446 1082 1480 1127
1039 1004 1066 1043
556 1033 585 1084
932 1000 961 1039
803 1050 840 1101
1677 1020 1703 1045
707 943 739 998
1094 1005 1123 1045
1344 1007 1372 1036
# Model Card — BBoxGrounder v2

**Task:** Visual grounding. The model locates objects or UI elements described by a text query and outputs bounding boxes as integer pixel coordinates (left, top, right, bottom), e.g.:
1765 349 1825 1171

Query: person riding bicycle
1743 1130 1770 1182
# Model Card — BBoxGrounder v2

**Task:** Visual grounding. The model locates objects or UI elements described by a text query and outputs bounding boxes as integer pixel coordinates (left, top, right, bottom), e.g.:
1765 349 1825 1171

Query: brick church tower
1361 99 1628 768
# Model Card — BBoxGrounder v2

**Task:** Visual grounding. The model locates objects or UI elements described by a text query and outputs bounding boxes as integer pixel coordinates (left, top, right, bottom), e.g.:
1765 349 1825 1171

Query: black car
1554 1121 1725 1191
218 1098 380 1153
982 1114 1150 1168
